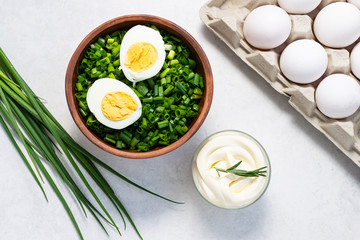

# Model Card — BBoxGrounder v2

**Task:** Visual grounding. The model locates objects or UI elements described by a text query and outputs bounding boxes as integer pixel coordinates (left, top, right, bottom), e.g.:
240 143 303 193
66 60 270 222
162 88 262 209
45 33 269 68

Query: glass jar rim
191 129 271 210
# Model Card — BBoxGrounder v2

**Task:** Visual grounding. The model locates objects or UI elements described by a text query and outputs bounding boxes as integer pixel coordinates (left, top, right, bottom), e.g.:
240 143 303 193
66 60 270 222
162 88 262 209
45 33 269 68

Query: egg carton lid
199 0 360 167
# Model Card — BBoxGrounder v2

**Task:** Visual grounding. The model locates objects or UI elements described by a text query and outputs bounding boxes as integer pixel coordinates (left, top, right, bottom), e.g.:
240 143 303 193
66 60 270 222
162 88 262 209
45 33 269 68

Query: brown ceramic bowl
65 14 213 159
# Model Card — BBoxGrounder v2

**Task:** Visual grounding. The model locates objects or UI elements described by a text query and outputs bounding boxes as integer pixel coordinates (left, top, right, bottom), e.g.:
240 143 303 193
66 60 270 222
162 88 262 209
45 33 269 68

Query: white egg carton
200 0 360 167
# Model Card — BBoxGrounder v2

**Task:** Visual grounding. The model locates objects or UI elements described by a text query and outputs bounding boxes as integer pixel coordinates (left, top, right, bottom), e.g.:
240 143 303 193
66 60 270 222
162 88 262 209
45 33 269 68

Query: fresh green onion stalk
0 48 180 240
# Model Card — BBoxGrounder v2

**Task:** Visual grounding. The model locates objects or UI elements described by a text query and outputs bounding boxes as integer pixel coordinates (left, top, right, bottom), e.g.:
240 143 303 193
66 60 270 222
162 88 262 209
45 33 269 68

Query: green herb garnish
214 161 267 178
0 47 180 240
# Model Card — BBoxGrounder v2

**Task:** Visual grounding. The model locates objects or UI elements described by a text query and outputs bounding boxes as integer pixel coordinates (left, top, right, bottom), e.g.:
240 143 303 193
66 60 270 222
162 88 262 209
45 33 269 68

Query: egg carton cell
200 0 360 167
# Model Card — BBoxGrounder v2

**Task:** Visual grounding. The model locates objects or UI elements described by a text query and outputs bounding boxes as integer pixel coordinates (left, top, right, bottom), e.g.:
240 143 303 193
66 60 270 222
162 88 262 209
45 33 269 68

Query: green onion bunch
75 25 204 152
0 48 178 239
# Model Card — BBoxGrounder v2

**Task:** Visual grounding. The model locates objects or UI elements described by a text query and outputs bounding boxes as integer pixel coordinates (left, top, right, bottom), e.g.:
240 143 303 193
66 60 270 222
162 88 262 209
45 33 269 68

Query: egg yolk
101 91 138 121
124 42 158 72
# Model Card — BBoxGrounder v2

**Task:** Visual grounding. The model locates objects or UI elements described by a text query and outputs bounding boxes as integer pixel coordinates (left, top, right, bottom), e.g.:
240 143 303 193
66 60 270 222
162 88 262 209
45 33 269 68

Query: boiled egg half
120 25 166 83
86 78 142 129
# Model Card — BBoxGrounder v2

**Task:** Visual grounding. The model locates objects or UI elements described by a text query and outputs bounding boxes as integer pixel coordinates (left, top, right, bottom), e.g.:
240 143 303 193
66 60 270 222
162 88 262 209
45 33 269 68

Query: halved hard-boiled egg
86 78 142 129
120 25 166 83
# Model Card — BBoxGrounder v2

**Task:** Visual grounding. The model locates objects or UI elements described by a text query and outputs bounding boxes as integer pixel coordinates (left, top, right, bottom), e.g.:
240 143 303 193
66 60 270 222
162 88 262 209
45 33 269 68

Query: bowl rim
65 14 213 159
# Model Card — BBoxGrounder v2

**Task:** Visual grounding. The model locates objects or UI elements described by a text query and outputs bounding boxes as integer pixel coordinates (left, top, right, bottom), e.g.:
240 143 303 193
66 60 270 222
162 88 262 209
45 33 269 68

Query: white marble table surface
0 0 359 239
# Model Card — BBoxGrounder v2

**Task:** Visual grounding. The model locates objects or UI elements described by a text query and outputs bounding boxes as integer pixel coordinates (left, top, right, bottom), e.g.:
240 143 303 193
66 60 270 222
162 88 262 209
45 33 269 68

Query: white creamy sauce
192 131 270 209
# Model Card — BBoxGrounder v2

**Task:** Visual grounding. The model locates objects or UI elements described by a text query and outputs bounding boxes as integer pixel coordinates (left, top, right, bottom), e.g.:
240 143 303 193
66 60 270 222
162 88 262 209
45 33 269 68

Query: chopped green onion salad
76 26 204 151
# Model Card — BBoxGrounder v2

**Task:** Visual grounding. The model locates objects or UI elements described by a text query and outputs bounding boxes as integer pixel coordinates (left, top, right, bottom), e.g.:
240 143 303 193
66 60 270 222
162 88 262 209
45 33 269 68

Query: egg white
86 78 142 129
120 25 166 83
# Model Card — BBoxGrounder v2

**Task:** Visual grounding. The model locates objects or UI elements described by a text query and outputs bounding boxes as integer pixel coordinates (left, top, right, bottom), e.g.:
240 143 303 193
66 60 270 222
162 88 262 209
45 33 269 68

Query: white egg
86 78 142 129
243 5 292 49
350 43 360 79
278 0 321 14
348 0 360 9
315 74 360 119
120 25 166 83
314 2 360 48
280 39 328 84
